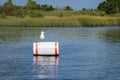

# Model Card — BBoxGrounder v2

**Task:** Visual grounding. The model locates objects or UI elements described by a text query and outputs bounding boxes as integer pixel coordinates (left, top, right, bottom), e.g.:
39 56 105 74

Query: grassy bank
0 15 120 27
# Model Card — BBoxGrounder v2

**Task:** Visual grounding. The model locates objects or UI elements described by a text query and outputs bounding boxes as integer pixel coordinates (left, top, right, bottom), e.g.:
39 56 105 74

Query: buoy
33 42 59 56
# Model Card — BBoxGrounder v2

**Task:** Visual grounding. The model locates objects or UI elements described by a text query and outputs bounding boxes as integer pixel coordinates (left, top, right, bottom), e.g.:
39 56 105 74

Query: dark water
0 26 120 80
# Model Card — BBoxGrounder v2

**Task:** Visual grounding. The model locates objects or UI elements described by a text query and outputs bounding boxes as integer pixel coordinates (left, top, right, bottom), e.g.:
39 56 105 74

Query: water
0 26 120 80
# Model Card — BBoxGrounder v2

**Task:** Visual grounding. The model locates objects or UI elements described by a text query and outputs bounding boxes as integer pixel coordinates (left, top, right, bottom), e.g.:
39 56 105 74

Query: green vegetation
78 16 120 26
0 0 120 27
0 0 55 17
0 16 119 27
98 0 120 14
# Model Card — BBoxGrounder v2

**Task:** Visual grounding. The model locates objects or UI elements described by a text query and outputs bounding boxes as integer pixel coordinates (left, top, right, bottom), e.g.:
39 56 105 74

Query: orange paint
54 42 58 55
36 43 38 56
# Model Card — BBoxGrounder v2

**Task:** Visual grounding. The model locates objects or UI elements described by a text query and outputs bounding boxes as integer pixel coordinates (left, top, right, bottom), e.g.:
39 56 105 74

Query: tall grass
0 15 120 27
78 16 120 26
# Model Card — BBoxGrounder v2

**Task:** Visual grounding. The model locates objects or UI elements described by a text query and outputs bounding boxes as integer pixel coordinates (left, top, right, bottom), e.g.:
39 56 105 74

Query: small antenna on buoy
40 31 45 40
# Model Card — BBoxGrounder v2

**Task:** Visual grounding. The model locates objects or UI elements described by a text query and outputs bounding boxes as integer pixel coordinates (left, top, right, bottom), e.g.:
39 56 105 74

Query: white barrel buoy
33 42 59 56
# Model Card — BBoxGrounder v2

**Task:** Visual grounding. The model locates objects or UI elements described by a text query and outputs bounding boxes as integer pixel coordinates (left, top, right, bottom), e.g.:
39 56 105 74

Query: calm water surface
0 26 120 80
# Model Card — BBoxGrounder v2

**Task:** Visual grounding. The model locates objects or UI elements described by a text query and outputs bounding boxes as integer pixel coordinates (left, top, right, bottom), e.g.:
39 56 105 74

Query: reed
0 15 119 27
78 16 120 26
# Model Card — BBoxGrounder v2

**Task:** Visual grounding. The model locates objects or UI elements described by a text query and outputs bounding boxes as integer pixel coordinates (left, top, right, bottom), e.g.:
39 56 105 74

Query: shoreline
0 15 120 27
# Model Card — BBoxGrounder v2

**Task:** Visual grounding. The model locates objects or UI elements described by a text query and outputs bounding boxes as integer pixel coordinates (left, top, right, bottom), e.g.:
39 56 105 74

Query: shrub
0 13 6 18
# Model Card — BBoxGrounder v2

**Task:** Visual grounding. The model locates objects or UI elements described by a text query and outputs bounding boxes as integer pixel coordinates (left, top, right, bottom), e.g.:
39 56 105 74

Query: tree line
0 0 119 18
0 0 73 17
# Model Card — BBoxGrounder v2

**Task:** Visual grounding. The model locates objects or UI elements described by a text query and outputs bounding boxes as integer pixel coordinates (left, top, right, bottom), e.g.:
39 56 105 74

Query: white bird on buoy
40 31 45 40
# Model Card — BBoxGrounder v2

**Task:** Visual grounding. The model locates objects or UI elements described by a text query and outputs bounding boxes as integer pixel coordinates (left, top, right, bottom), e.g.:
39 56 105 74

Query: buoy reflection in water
33 56 59 79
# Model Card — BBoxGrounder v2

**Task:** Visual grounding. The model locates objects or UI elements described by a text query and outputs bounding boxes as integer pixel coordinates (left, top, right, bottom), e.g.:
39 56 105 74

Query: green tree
82 8 87 11
0 0 14 16
97 1 107 12
63 6 73 11
98 0 120 14
13 8 24 17
0 0 24 17
49 5 54 11
25 0 40 10
40 5 54 11
0 11 6 18
106 1 119 14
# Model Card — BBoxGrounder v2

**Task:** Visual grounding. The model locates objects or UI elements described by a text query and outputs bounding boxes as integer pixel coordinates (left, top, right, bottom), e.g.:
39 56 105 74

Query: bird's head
41 31 45 34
